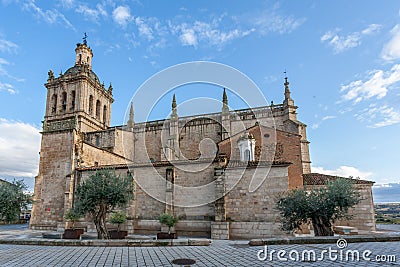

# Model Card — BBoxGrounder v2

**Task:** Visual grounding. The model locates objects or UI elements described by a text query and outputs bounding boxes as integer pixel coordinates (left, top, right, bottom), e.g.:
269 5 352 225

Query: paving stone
1 240 400 266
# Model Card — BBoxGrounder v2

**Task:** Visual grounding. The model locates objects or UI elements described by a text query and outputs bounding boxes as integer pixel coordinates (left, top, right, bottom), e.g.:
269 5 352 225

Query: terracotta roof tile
303 173 374 185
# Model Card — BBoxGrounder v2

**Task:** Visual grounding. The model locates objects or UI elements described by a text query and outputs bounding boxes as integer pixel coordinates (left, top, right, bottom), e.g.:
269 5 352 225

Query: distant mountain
373 183 400 203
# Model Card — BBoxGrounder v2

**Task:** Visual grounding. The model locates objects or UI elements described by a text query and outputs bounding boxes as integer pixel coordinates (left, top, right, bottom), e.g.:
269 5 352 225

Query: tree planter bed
63 229 84 239
108 230 128 239
157 232 177 239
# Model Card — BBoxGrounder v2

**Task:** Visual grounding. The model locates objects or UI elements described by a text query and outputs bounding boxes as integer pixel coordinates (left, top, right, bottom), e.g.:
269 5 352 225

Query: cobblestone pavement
0 240 399 266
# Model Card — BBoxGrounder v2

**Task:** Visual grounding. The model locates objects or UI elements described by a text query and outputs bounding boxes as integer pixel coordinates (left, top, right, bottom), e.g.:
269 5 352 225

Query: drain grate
171 258 196 266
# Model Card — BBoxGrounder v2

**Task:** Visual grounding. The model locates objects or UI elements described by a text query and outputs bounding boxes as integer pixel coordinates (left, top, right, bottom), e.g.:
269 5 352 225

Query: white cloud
0 118 41 177
171 20 254 48
374 183 400 189
382 24 400 61
135 17 154 41
0 57 24 82
311 115 336 129
252 11 305 35
0 82 17 94
322 115 336 121
355 104 400 128
60 0 74 9
112 6 131 27
321 24 381 53
312 165 373 180
22 0 75 30
340 64 400 103
311 123 319 129
361 23 381 35
75 4 107 22
180 28 197 46
0 38 18 53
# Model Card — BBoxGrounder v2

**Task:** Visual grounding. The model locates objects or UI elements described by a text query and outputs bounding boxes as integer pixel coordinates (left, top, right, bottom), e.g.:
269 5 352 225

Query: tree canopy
0 180 32 223
74 169 134 239
159 213 178 234
276 178 361 236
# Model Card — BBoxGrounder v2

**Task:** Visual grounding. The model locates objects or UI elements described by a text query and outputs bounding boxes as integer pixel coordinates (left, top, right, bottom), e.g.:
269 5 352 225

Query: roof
303 173 374 185
64 65 100 85
76 159 291 171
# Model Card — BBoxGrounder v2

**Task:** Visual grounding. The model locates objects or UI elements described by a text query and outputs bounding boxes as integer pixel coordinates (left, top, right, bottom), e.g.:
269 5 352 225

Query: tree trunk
311 216 334 236
93 204 109 239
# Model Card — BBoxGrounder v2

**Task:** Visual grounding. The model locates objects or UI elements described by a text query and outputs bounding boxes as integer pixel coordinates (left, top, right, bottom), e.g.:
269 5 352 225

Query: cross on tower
284 69 288 83
83 32 88 45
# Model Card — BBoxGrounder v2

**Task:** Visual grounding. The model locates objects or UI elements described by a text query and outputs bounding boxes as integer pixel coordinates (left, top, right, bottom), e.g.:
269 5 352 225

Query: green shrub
159 213 178 234
110 211 127 231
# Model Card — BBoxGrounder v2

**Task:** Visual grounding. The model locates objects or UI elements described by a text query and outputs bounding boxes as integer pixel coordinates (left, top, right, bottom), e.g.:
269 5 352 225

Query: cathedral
30 40 376 239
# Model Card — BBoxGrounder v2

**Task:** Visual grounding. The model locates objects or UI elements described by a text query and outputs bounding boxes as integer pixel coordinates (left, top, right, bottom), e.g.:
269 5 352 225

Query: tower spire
127 102 134 128
222 88 229 115
283 71 292 103
171 94 178 121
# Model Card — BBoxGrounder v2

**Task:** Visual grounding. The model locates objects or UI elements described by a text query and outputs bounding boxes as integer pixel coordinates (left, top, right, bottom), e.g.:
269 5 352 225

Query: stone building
30 40 376 239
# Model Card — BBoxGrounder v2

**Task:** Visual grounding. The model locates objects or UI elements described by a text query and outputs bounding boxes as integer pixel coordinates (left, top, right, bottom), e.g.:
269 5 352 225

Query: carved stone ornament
43 118 76 133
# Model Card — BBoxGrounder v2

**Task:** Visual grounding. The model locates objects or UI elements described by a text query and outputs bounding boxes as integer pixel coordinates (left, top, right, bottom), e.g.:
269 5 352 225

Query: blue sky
0 0 399 201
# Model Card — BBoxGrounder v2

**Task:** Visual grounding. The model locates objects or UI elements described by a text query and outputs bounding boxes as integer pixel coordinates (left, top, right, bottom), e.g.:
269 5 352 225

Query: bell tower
75 33 93 69
30 36 113 230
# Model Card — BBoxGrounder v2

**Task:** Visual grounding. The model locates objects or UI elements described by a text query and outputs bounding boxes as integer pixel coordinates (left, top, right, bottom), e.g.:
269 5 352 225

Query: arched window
103 105 107 123
71 91 76 110
238 132 256 162
89 95 93 115
61 92 67 111
96 100 101 119
79 54 82 63
51 94 57 113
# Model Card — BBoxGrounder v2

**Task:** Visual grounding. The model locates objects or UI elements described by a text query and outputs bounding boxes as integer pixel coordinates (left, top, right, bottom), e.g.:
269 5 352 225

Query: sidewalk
1 223 400 247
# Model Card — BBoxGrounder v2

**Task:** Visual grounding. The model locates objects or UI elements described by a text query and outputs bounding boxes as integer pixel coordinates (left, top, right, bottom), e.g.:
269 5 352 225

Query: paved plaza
0 240 399 266
0 224 399 266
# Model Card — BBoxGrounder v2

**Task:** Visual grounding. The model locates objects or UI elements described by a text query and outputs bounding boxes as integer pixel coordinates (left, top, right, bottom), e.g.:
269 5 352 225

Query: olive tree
0 180 32 223
159 213 178 234
74 170 133 239
276 178 361 236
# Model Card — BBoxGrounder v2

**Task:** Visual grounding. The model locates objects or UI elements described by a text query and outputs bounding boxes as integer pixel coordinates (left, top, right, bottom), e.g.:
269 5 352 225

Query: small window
94 161 98 167
71 91 76 110
51 94 57 113
61 92 67 111
103 105 107 123
96 100 101 119
95 135 100 146
89 95 93 114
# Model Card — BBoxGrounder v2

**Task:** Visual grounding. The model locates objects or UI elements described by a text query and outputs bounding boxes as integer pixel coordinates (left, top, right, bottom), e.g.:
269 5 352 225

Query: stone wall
30 131 75 230
84 127 134 160
223 165 289 238
75 163 217 237
335 184 376 231
81 142 127 166
218 125 303 189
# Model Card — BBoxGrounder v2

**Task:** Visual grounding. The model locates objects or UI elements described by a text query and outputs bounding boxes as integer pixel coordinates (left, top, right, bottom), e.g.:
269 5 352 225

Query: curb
249 234 400 246
0 238 211 247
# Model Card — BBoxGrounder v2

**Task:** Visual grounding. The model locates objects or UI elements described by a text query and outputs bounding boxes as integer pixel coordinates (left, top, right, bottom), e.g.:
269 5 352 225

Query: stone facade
30 41 376 239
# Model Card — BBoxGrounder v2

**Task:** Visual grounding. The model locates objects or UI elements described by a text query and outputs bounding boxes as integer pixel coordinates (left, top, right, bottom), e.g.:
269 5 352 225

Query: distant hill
373 183 400 203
